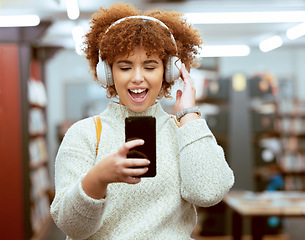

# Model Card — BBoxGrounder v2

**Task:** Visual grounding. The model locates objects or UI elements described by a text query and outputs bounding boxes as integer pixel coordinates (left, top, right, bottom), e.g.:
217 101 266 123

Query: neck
109 101 161 119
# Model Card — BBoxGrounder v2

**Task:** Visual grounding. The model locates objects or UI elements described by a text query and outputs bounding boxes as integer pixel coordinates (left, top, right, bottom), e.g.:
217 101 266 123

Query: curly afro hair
83 3 203 99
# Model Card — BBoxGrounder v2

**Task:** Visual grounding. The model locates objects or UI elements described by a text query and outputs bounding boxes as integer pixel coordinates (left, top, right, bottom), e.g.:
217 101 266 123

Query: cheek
151 74 163 91
154 70 164 85
113 71 129 89
152 77 164 97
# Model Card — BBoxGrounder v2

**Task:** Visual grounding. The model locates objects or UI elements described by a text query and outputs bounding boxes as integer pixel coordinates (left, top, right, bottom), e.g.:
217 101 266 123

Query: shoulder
56 116 99 155
64 116 96 139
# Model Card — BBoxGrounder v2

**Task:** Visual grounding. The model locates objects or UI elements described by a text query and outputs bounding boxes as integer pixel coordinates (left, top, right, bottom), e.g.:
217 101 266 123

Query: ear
96 57 114 86
165 56 181 83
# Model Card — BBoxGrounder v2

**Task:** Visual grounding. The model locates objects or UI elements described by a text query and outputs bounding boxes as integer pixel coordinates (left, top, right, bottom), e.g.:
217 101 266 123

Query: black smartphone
125 116 156 178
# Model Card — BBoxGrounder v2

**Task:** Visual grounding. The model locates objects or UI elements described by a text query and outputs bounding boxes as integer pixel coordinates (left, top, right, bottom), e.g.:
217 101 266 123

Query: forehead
114 47 162 62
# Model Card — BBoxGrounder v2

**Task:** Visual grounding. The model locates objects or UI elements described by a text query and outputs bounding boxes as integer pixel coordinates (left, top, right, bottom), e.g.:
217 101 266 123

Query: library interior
1 0 305 240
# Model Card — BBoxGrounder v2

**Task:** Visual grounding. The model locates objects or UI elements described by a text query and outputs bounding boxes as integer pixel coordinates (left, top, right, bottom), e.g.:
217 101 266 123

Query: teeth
130 89 146 94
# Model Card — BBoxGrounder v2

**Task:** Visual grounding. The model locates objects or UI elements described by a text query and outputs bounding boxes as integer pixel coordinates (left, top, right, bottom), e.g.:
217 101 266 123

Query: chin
129 105 147 113
127 101 152 112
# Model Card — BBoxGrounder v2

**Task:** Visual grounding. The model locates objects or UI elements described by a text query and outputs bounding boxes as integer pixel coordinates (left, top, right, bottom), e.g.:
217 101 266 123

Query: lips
128 88 148 103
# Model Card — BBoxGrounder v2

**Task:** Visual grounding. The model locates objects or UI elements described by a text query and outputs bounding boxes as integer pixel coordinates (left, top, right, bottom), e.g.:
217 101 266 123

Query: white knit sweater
50 101 234 240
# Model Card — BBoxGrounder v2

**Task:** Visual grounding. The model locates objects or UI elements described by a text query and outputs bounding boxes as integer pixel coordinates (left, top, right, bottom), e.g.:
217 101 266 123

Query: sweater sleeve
50 118 106 239
177 119 234 207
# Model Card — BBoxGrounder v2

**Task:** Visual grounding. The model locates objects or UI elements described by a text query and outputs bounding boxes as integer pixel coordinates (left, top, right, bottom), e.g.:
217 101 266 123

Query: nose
131 68 144 84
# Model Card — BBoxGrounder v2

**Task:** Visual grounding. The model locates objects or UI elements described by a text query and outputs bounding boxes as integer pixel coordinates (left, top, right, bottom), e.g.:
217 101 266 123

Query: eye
144 65 156 70
120 67 131 71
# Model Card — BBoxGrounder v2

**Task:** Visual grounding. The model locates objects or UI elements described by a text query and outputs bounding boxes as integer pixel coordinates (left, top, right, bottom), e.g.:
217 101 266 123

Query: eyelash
119 66 156 71
145 67 155 70
120 67 131 71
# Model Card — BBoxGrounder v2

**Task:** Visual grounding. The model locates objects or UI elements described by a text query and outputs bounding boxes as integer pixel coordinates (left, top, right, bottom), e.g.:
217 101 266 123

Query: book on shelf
29 108 47 136
280 152 305 172
28 78 47 107
29 137 48 167
31 194 51 234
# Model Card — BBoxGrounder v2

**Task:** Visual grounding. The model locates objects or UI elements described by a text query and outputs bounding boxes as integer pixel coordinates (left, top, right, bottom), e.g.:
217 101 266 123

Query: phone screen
125 116 156 177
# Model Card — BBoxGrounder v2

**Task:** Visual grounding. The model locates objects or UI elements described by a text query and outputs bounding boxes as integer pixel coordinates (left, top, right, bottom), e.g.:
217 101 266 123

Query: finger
118 139 144 156
180 64 194 87
124 158 150 168
180 64 189 81
124 167 149 178
176 89 182 102
125 176 142 184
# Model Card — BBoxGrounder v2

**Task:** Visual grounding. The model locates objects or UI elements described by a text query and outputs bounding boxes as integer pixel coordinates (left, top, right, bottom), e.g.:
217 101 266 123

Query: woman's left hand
174 63 200 125
175 63 196 113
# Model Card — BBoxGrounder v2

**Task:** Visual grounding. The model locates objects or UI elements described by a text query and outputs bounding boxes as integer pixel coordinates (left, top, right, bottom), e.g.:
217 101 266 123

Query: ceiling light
72 26 85 55
65 0 80 20
0 15 40 27
72 26 84 43
184 11 305 24
259 36 283 52
199 45 250 57
286 22 305 40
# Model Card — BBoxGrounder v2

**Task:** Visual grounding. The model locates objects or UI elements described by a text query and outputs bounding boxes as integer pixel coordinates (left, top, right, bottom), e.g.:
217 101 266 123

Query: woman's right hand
96 139 150 184
82 139 150 199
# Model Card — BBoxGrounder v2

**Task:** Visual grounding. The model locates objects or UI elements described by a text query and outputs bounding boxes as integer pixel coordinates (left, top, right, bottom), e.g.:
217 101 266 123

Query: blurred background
1 0 305 239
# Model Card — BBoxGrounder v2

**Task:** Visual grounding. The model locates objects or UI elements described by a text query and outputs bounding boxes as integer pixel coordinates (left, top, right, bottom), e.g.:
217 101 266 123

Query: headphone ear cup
165 56 181 83
96 58 114 86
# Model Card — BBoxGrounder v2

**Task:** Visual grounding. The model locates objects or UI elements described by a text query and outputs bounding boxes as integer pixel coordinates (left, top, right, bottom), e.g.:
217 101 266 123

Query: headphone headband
104 15 178 52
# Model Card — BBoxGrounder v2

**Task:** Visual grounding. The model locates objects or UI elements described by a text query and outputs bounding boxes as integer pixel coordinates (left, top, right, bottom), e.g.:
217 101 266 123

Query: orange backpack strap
170 115 181 128
93 115 102 155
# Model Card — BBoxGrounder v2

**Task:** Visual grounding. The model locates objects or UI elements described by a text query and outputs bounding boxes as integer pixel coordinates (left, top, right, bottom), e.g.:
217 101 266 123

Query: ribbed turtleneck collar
102 101 167 121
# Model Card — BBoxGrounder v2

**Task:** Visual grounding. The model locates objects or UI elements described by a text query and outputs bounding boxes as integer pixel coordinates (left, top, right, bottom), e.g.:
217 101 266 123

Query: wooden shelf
282 148 305 153
29 159 48 170
252 131 281 142
30 103 47 109
280 132 305 138
196 97 227 104
276 112 305 118
280 170 305 175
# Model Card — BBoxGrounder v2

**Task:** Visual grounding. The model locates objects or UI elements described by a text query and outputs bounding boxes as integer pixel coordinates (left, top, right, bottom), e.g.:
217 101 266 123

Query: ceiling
1 0 305 52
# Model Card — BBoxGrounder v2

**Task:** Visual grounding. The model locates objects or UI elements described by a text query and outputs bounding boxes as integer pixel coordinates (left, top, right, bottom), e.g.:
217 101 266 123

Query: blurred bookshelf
192 71 305 236
249 75 305 191
0 40 53 239
277 99 305 191
28 60 52 239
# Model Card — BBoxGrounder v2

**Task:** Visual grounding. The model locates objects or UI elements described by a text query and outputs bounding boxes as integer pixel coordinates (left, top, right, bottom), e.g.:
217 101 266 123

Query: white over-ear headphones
96 16 181 86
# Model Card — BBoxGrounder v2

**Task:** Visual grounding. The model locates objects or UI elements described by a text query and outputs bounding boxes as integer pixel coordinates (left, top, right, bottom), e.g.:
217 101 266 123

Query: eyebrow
144 60 159 64
116 60 159 64
116 60 132 64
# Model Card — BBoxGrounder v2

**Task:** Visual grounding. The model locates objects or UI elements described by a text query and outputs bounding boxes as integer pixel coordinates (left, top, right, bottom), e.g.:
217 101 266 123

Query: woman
50 3 234 240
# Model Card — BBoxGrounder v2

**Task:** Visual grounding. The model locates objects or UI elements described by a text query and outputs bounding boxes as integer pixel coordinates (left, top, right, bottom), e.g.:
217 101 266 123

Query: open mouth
128 88 148 103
